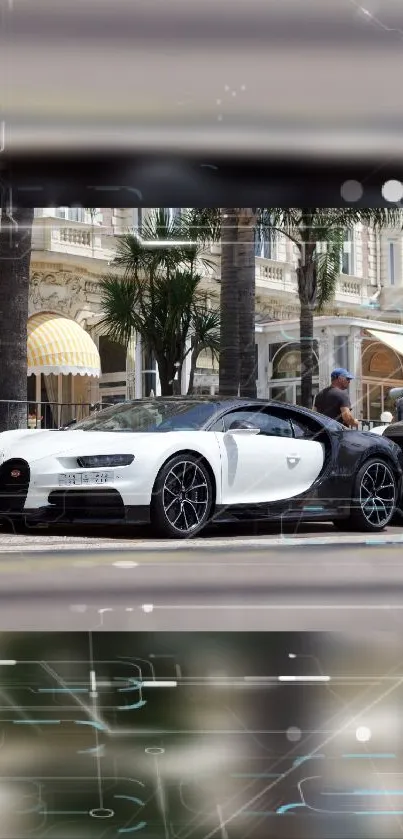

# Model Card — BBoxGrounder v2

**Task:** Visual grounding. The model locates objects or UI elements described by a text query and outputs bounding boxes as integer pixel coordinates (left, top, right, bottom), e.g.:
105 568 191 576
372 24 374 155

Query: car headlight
77 455 134 468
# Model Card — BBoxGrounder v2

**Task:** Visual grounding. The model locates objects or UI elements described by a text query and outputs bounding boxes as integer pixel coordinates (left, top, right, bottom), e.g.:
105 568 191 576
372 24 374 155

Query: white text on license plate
58 472 114 486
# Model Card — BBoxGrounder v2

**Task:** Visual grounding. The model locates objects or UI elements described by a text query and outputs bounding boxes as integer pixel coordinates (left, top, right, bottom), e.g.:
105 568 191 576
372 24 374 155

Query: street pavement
1 520 403 631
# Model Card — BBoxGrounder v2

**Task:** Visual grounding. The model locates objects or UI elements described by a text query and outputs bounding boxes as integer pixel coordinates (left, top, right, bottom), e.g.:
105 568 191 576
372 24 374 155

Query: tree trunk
156 355 175 396
299 301 314 408
298 275 315 410
187 346 199 395
297 249 317 410
219 209 240 396
0 206 34 431
237 208 257 398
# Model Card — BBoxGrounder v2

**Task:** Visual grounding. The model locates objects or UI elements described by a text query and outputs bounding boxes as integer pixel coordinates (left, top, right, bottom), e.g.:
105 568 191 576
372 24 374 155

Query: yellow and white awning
366 328 403 358
27 312 101 377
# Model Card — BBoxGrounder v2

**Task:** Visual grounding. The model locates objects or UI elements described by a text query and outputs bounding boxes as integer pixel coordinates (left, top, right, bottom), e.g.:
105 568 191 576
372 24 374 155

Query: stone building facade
26 209 403 424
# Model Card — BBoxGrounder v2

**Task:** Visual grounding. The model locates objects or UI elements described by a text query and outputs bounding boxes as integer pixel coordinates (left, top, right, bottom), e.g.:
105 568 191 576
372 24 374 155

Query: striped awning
27 312 101 377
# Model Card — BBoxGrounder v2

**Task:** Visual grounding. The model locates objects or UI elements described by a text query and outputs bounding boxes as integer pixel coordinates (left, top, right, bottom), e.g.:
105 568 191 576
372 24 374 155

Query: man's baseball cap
331 368 354 380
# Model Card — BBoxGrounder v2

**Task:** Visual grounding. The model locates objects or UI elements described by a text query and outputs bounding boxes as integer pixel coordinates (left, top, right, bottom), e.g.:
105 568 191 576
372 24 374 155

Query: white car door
213 408 325 506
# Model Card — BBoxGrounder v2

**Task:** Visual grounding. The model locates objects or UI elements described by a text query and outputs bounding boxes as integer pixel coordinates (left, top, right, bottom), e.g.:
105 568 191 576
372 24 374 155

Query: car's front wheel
151 454 214 538
335 457 397 532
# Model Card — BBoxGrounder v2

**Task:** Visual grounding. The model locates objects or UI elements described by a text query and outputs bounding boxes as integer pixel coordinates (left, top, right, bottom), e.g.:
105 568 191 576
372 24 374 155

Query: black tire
0 516 27 534
391 509 403 526
150 453 214 538
340 457 397 532
332 518 355 532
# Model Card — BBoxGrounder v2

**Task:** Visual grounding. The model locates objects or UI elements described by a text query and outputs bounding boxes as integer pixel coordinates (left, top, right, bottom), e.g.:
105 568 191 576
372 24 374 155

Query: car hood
0 429 165 464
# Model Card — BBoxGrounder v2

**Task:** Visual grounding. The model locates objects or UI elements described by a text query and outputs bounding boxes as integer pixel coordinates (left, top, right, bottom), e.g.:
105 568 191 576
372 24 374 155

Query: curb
0 533 402 552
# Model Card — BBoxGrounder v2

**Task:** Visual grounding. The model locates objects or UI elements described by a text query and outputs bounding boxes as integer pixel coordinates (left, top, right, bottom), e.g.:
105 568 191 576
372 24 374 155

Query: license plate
58 472 114 486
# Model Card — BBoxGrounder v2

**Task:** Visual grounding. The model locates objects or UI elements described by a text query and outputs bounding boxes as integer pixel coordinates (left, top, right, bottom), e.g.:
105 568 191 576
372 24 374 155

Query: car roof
123 396 297 412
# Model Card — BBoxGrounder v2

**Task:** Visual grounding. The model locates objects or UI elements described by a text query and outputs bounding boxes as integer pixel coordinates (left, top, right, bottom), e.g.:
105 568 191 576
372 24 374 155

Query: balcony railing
335 275 368 304
32 216 117 262
255 257 295 293
59 227 92 247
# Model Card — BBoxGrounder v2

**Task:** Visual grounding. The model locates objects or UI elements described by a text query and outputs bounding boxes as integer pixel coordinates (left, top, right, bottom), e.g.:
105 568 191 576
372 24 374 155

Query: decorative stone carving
30 271 83 316
28 269 106 325
85 280 100 296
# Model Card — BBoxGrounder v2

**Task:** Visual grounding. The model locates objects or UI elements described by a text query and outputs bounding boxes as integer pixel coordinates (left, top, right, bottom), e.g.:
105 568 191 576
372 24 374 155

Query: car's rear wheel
335 458 397 532
151 454 213 538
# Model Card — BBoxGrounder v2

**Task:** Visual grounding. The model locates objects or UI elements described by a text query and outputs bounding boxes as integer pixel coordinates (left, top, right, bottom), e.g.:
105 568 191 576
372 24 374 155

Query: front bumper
0 458 151 526
25 492 151 526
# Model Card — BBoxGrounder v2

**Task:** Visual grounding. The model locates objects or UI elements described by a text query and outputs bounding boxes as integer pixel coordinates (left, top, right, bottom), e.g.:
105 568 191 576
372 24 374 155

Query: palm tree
98 209 216 396
186 300 220 395
263 209 402 408
237 208 258 397
188 207 258 397
99 269 203 395
219 209 240 396
0 205 34 431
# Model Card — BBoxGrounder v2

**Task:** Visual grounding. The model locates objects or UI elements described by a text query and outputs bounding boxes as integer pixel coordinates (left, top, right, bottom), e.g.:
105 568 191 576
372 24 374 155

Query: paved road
1 521 403 631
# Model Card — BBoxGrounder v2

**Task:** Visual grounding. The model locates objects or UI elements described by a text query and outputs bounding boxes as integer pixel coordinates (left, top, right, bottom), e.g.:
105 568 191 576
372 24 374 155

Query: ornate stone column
126 330 136 400
317 329 334 390
181 338 192 395
256 334 268 398
349 328 363 417
134 334 143 399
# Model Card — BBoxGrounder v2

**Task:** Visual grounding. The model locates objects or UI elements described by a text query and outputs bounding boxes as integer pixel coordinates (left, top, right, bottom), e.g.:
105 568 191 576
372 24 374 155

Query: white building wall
353 222 363 278
275 232 287 263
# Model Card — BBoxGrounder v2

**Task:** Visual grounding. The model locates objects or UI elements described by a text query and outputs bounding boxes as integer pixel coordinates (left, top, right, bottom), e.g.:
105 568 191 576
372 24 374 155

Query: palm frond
332 208 403 231
189 301 220 363
258 209 305 247
113 234 148 278
181 208 221 245
265 208 403 243
315 228 345 309
97 274 140 346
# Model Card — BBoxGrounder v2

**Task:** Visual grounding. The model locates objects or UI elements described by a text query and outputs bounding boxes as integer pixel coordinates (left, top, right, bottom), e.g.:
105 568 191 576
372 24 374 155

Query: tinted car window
291 418 314 439
209 416 225 432
220 409 293 437
71 400 221 432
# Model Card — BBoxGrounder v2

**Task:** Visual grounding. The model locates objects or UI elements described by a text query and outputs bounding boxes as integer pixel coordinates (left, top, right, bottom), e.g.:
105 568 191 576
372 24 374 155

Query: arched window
362 341 403 381
271 342 319 380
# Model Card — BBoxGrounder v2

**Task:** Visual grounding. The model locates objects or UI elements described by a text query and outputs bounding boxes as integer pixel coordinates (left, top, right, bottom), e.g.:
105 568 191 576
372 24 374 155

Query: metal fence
0 400 116 430
359 420 384 431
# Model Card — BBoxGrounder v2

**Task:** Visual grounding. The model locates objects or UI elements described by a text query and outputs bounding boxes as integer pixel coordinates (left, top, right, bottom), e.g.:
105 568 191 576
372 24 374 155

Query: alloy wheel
162 460 210 534
359 461 396 528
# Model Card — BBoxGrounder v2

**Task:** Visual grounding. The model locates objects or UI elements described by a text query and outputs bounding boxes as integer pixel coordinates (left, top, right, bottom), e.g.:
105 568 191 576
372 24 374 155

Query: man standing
314 368 359 428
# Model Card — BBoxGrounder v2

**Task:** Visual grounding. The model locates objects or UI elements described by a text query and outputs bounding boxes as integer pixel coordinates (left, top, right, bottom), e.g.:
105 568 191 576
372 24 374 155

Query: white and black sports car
0 397 401 537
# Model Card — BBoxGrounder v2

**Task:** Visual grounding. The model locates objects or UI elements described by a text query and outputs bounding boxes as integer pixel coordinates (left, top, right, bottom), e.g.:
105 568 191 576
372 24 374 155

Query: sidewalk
0 529 403 552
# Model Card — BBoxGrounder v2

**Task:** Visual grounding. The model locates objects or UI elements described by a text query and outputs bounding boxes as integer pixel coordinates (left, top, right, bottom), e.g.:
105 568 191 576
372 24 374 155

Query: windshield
71 400 221 433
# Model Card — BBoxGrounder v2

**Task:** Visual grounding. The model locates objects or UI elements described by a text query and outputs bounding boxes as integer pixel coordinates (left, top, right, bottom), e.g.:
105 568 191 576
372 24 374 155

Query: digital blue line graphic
277 803 306 814
0 632 403 838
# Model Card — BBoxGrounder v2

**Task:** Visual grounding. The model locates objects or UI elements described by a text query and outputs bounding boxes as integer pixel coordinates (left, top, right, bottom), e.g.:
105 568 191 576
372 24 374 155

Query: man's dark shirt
314 385 351 423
